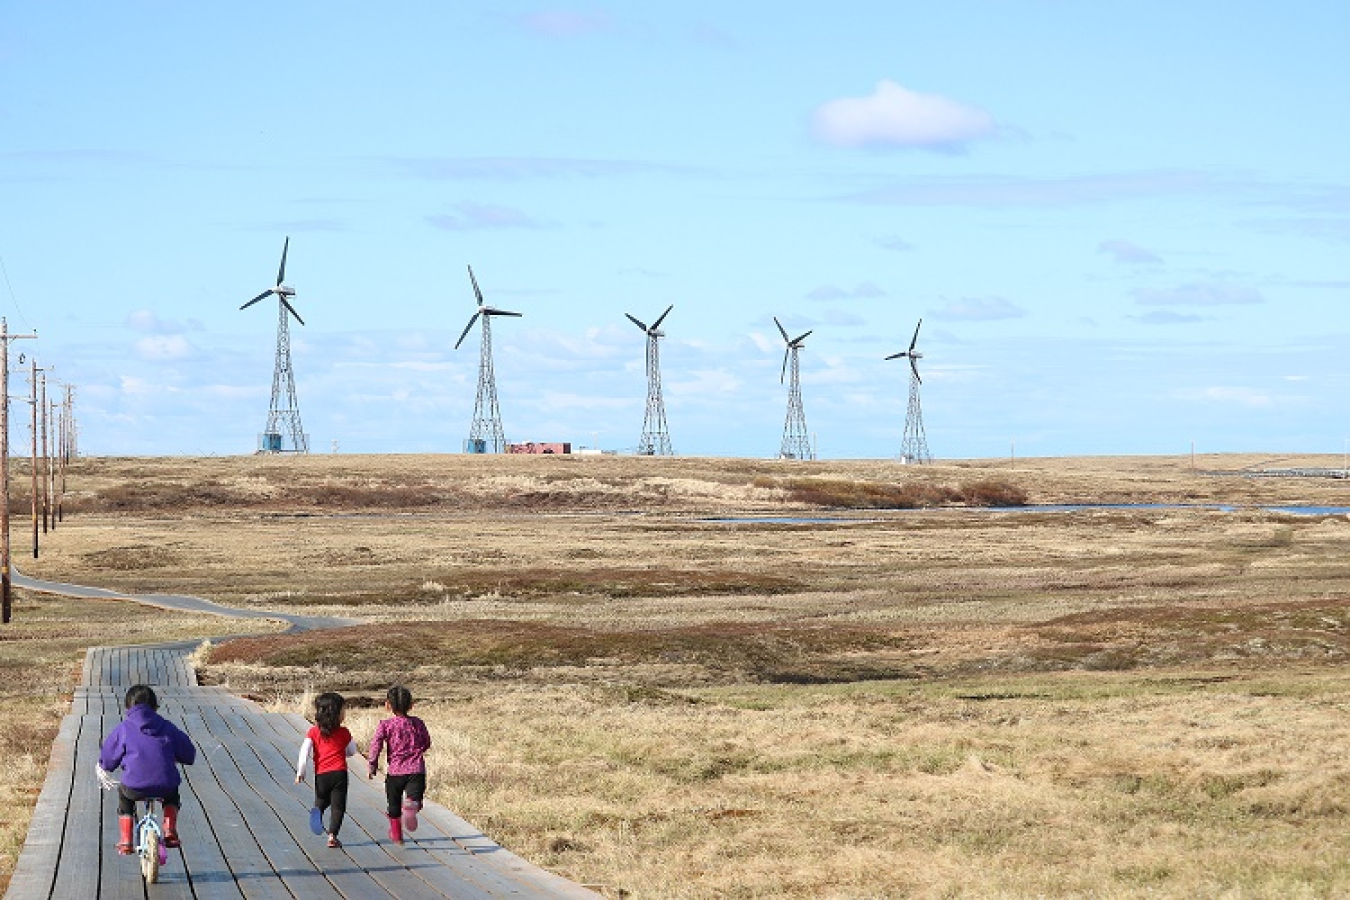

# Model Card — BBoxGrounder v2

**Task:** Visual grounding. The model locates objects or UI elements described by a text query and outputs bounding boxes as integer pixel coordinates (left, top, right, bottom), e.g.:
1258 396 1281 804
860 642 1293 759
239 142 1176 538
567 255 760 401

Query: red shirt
307 725 353 775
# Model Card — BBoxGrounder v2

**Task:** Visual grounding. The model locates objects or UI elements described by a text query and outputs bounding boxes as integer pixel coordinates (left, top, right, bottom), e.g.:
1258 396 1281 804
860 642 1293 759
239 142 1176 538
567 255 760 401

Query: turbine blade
793 330 813 344
489 309 522 317
241 289 273 310
454 312 481 349
911 357 921 384
468 265 484 306
652 304 673 330
281 297 305 326
277 236 289 286
780 348 789 384
884 351 904 360
625 313 649 332
774 316 789 343
910 318 922 351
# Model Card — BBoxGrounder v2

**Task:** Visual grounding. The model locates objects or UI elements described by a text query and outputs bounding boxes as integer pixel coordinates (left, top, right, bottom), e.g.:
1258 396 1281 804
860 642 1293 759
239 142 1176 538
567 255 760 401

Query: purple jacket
99 704 196 795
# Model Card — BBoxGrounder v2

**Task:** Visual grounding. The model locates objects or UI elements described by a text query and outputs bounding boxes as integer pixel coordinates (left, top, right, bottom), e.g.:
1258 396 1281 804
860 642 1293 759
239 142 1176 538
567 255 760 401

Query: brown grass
0 590 273 894
15 452 1350 897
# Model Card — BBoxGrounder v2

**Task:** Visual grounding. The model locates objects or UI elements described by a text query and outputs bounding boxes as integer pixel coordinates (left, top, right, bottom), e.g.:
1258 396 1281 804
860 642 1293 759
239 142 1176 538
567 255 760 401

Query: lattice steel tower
455 266 521 453
887 318 931 464
775 317 814 460
240 237 309 454
626 304 674 456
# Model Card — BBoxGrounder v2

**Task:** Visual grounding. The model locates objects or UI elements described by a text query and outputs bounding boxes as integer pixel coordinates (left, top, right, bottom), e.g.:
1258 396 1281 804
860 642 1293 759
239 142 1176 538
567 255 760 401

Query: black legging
118 785 181 816
384 772 426 818
314 770 349 835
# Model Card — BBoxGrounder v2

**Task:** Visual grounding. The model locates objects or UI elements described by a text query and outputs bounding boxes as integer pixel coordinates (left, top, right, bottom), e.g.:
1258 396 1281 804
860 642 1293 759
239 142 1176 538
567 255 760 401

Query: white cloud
514 10 616 37
874 236 915 252
823 310 867 326
427 202 547 230
381 156 691 180
930 296 1026 321
118 375 157 395
811 80 996 151
1134 310 1204 325
1098 239 1162 265
126 310 202 334
134 335 195 360
1134 282 1263 306
806 282 886 301
840 169 1235 208
1178 386 1277 408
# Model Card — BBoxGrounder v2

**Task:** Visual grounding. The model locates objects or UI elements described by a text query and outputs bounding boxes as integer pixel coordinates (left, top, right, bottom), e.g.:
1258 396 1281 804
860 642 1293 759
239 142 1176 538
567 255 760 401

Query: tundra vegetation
7 452 1350 897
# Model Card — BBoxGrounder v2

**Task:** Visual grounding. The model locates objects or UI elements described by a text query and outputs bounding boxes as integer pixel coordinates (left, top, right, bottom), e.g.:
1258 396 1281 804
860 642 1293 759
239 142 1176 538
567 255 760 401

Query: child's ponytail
387 685 414 715
314 692 345 737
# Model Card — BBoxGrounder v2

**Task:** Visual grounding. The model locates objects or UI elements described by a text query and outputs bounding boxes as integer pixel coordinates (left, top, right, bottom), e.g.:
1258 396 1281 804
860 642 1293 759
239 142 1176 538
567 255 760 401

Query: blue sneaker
309 807 324 835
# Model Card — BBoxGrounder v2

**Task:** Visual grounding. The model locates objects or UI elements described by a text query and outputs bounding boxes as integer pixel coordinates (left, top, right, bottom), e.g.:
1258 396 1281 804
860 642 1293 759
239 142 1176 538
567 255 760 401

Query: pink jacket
368 714 432 777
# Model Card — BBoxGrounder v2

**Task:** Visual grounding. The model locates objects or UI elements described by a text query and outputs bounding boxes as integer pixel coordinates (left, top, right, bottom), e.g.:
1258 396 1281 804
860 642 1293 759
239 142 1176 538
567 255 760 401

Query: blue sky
3 2 1348 458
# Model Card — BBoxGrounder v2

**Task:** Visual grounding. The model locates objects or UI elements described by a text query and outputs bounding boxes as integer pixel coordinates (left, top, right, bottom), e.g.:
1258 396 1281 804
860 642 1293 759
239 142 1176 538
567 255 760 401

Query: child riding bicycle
96 684 197 854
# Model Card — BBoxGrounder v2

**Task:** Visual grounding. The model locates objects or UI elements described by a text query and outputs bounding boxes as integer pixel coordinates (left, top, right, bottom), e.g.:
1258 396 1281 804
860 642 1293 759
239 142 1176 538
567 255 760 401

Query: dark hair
387 685 414 715
313 692 345 737
124 685 158 711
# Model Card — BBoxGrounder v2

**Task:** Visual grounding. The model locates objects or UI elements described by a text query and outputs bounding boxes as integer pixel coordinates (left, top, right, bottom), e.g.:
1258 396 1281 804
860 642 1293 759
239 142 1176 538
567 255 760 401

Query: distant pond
703 504 1350 525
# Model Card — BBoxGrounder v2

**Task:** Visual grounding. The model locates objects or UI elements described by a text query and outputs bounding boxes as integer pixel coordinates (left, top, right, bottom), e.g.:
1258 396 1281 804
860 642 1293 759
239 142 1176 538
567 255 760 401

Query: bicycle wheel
140 827 161 883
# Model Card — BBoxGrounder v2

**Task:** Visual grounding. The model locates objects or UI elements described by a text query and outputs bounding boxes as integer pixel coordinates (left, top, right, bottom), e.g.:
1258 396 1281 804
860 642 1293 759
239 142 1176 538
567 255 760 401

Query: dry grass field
0 590 271 889
11 452 1350 897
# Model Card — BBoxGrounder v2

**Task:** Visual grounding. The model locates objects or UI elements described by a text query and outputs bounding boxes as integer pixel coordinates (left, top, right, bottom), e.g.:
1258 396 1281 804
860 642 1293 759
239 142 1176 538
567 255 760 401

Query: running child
97 684 197 854
295 691 357 849
366 685 432 844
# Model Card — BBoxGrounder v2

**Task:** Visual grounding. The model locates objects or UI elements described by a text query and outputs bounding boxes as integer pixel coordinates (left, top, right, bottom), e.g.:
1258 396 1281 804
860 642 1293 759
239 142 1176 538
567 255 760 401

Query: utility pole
39 372 48 534
1 319 38 624
47 394 58 532
58 384 73 522
30 357 44 560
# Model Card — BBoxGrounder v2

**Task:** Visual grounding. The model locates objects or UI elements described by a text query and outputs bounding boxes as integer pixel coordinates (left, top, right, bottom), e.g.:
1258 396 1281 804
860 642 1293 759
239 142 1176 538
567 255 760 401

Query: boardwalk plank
5 715 78 900
203 706 397 899
245 711 522 898
193 708 343 899
238 716 462 899
10 640 600 900
178 712 294 900
50 715 107 900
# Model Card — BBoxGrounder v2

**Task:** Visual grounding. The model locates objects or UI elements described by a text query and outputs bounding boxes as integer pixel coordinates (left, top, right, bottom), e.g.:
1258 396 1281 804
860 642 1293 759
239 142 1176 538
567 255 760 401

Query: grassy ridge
18 453 1350 897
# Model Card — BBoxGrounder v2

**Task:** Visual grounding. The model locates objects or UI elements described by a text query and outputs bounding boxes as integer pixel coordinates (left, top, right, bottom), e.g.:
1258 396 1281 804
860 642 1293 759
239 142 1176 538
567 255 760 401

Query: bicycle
96 766 170 883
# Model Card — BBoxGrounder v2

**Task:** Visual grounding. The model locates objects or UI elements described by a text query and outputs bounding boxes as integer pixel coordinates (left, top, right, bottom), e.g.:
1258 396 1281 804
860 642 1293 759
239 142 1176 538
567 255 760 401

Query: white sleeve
296 737 313 779
344 739 358 759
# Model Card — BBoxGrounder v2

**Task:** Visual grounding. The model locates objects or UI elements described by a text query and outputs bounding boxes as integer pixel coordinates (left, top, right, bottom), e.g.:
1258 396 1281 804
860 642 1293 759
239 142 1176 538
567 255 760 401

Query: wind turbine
455 265 521 453
886 318 931 463
775 316 814 460
626 304 674 456
240 237 309 453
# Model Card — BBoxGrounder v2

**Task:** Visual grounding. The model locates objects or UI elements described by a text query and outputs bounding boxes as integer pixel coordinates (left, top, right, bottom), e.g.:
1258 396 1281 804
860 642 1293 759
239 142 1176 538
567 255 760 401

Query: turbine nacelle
628 306 673 370
773 315 811 349
455 265 522 350
240 237 304 325
627 304 673 338
773 316 812 384
886 319 923 382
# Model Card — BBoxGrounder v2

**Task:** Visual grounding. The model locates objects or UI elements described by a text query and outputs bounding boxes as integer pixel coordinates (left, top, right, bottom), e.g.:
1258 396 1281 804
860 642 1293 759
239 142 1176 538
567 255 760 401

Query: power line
0 256 35 332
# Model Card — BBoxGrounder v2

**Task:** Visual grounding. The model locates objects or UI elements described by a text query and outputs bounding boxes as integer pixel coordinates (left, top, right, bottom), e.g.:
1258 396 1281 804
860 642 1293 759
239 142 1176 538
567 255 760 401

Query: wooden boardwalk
6 644 599 899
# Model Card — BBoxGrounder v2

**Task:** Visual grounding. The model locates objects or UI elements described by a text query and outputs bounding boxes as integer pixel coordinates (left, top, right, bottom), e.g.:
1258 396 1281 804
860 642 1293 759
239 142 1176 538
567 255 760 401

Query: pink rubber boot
402 799 421 833
388 814 403 844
